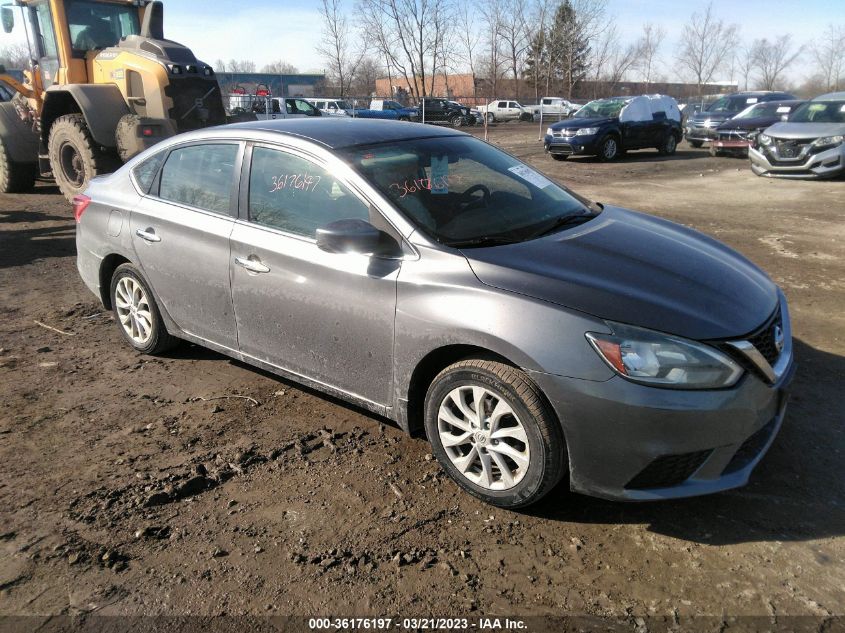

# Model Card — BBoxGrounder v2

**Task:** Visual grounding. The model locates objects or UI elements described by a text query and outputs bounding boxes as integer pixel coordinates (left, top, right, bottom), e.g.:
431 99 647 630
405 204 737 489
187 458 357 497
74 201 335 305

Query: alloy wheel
603 138 617 159
437 385 530 490
114 276 154 345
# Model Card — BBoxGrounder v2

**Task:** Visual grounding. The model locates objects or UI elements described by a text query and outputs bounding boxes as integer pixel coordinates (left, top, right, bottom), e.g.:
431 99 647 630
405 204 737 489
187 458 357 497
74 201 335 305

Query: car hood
762 121 845 138
461 206 778 341
551 116 615 130
717 116 780 131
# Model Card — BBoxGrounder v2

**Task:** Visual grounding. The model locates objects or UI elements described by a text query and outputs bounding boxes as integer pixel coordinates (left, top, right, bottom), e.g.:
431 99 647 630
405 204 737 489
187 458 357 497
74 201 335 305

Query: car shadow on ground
526 338 845 545
565 149 712 164
0 207 76 268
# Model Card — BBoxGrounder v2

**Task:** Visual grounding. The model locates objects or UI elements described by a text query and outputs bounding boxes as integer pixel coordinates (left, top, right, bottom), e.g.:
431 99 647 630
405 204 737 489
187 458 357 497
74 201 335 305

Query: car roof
224 118 467 149
813 91 845 101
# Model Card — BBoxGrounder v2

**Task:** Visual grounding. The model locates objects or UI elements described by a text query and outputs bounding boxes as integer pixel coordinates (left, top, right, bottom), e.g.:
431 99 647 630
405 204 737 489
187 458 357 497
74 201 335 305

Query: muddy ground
1 124 843 628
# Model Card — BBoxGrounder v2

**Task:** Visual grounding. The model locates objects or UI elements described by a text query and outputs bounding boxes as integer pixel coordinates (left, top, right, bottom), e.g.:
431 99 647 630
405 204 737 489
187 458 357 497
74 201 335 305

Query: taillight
73 194 91 223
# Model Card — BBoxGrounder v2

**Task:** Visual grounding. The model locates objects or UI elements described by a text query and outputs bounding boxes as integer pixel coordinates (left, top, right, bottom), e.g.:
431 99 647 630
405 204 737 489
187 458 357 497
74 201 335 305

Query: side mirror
316 219 383 255
1 6 15 34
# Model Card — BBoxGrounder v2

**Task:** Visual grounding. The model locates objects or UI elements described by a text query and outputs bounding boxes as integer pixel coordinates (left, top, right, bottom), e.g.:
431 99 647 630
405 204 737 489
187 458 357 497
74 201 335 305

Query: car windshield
707 95 761 113
341 136 594 246
788 101 845 123
67 0 140 52
574 98 628 118
733 102 782 119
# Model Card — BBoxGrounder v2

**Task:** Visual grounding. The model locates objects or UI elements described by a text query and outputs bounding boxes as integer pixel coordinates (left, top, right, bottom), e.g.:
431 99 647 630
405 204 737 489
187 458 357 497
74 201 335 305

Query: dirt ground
1 124 844 628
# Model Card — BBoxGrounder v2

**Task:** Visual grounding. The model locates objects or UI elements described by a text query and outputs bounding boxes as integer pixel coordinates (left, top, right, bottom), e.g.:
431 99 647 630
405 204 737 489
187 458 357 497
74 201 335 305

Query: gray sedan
75 119 794 508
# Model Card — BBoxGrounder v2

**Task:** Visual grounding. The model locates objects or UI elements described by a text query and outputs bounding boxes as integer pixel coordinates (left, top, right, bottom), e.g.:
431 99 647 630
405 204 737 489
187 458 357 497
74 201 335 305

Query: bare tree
676 2 738 94
750 34 803 91
524 0 552 100
356 0 449 100
226 59 257 73
454 2 482 100
588 22 638 97
481 0 506 98
605 39 639 94
497 0 530 99
261 60 299 74
318 0 364 97
811 25 845 92
214 59 227 72
635 22 666 86
0 43 31 70
733 45 755 90
350 56 383 96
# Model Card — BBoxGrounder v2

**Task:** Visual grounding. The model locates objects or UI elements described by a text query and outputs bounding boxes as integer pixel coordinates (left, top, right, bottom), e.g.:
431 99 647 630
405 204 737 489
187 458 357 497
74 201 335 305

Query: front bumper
685 123 719 143
544 133 600 156
749 143 845 179
712 138 751 153
528 292 796 502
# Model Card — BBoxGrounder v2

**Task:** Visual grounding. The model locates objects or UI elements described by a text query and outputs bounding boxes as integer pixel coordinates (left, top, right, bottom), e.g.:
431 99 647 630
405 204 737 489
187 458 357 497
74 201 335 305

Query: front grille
723 418 777 474
770 137 814 160
718 129 749 141
165 77 227 132
625 450 712 490
746 308 782 366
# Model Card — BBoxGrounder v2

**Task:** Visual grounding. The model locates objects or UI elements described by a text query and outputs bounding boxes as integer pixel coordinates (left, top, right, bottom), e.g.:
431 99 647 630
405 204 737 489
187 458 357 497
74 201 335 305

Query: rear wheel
486 112 495 124
424 359 566 508
110 263 178 355
0 137 36 193
48 114 119 202
659 134 678 156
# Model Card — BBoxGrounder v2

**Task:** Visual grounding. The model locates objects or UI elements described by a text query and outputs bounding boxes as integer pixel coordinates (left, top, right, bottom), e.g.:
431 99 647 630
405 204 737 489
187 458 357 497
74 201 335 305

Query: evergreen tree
548 0 590 99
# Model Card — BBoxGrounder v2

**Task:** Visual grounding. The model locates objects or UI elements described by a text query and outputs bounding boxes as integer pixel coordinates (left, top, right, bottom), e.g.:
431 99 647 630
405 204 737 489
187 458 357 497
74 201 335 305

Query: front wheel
450 115 464 128
424 359 566 508
550 153 567 161
48 114 119 202
688 140 703 148
0 137 36 193
486 112 495 124
597 135 619 161
110 263 178 355
398 116 410 122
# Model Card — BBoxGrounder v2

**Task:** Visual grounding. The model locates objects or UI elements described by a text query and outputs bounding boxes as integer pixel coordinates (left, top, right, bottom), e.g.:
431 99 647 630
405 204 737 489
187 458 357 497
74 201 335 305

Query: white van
308 98 352 117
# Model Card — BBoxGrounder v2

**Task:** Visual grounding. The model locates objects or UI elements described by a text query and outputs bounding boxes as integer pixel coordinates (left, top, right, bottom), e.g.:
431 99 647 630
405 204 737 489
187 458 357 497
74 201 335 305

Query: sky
2 0 843 84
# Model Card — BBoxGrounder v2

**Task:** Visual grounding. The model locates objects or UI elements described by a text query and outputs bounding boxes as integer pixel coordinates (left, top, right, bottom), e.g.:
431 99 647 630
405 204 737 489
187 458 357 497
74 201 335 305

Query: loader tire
48 114 119 202
0 137 37 193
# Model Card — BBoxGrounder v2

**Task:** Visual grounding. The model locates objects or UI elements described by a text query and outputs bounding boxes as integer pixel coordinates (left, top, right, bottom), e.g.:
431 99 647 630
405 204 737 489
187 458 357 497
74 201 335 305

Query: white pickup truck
476 100 533 123
529 97 579 118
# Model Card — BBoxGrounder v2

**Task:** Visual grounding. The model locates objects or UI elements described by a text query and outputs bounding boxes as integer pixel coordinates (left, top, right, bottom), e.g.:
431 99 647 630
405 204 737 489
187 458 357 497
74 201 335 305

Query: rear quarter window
131 151 165 194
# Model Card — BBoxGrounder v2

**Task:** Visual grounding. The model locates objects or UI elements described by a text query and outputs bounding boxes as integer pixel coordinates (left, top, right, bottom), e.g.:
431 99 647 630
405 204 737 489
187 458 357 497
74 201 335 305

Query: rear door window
158 144 239 214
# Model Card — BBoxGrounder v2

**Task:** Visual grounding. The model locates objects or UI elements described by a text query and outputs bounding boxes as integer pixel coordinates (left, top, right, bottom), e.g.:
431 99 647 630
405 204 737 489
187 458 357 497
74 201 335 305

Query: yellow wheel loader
0 0 226 200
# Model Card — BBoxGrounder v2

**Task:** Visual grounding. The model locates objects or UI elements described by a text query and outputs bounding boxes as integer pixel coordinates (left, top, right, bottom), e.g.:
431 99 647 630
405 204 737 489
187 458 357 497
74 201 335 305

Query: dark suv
417 98 475 127
544 95 683 161
684 91 796 147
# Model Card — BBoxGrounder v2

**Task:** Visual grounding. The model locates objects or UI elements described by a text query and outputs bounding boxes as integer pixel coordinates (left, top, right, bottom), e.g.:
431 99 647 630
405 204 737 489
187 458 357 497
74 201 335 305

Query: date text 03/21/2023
307 617 528 630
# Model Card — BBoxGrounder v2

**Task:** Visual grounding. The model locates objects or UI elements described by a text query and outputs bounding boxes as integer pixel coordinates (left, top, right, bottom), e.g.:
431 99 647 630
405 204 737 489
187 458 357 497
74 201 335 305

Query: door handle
234 256 270 274
135 228 161 243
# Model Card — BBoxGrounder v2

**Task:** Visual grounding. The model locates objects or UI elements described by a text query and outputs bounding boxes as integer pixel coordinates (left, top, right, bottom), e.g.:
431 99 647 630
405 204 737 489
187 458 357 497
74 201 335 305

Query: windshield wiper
525 212 595 240
447 235 523 248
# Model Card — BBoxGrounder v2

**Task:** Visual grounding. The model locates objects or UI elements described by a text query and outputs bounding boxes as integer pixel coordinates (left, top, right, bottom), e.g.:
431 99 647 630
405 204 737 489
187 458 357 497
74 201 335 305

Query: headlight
575 127 599 136
585 323 742 389
546 127 555 136
812 135 844 148
758 133 772 145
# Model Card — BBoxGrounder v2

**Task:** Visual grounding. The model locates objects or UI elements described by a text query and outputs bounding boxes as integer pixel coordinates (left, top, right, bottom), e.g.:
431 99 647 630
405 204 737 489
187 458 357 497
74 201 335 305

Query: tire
486 112 495 124
0 137 37 193
659 133 678 156
551 154 567 161
110 263 178 355
398 116 410 122
48 114 120 202
689 140 703 148
424 358 566 508
597 135 619 161
451 115 464 128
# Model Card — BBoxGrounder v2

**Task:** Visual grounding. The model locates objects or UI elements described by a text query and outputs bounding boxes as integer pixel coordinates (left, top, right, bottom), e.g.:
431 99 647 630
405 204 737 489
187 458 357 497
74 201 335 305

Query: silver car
75 119 794 508
749 91 845 178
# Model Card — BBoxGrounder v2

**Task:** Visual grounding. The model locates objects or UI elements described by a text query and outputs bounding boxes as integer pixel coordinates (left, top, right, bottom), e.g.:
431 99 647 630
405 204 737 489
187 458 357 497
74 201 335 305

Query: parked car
749 91 845 179
544 95 683 161
308 98 353 117
418 98 474 126
477 100 533 123
446 100 482 125
252 97 322 120
711 100 805 157
684 91 796 147
350 99 418 121
75 118 794 508
528 97 579 119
